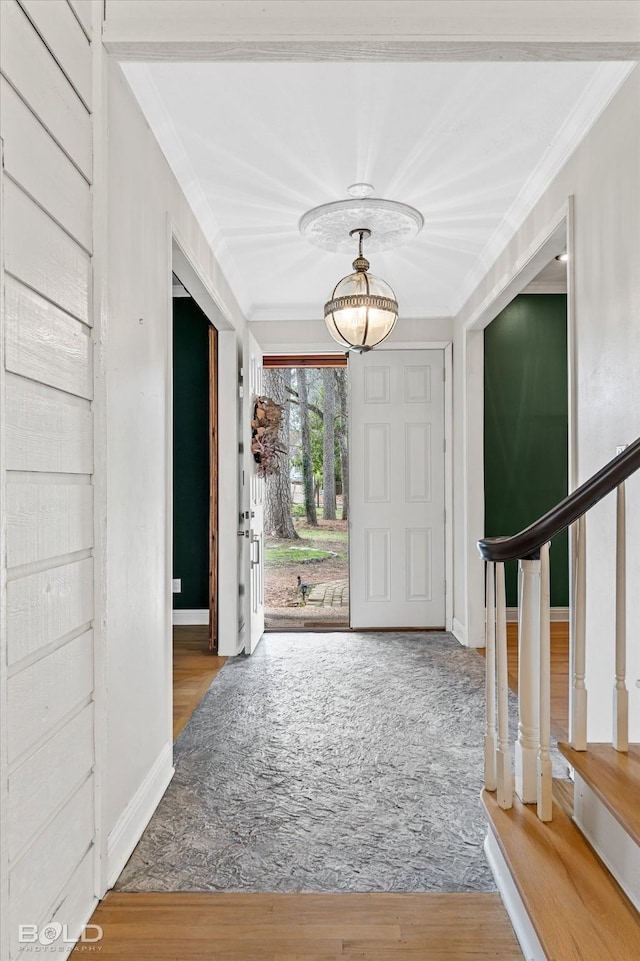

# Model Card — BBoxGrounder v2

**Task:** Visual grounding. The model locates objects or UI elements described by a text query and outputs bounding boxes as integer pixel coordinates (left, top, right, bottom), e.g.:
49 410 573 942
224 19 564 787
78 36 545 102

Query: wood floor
73 626 532 960
481 621 569 741
173 625 226 740
75 892 524 960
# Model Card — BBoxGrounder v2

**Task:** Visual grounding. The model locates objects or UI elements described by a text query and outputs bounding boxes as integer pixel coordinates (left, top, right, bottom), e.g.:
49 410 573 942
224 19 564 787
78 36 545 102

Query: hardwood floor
173 625 226 740
481 621 569 741
75 892 523 960
483 790 640 961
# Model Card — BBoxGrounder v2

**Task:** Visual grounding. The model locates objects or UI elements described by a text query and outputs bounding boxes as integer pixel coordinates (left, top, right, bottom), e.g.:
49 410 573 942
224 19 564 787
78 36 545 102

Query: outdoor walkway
306 578 349 607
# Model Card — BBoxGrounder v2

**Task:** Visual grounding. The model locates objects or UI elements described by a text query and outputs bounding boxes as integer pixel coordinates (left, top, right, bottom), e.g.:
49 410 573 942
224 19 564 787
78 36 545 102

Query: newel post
515 555 540 804
570 514 588 750
484 563 497 791
537 543 553 821
613 482 629 752
495 562 513 809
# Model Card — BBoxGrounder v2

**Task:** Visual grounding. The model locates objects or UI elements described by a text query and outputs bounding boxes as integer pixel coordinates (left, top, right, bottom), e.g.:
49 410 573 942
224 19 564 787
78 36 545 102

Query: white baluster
516 557 540 804
570 514 587 750
485 562 497 792
537 543 553 821
495 562 513 809
613 483 629 752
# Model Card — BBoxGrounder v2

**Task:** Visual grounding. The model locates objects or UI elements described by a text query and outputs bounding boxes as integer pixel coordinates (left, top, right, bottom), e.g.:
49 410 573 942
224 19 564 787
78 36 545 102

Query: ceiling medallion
299 185 423 254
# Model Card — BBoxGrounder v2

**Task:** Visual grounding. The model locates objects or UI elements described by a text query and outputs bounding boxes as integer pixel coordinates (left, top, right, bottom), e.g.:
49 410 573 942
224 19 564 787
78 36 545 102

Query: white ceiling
123 60 631 321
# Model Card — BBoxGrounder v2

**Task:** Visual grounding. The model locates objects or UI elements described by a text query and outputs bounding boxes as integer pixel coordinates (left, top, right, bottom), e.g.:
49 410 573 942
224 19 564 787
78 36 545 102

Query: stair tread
483 788 640 961
558 742 640 846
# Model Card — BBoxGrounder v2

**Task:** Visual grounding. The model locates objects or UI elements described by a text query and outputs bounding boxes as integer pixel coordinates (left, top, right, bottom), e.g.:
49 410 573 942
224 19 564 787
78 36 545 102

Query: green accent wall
484 294 568 607
173 298 210 610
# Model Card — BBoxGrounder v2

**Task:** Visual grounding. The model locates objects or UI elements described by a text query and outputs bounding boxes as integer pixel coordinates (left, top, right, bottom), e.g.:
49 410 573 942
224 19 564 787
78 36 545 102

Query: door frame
170 227 242 657
263 342 453 631
458 199 574 649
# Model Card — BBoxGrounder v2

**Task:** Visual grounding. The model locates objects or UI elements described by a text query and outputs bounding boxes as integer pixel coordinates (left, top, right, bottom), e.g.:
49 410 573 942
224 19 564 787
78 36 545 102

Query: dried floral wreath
251 395 284 477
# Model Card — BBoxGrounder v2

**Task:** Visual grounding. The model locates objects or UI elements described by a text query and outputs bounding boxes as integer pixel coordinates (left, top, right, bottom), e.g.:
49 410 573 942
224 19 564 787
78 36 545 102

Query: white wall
0 2 97 957
454 66 640 738
0 4 248 950
250 316 453 352
102 58 245 886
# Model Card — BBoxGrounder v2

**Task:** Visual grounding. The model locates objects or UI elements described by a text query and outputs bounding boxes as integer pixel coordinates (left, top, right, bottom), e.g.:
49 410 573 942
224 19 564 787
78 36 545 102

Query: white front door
349 349 446 629
243 331 265 653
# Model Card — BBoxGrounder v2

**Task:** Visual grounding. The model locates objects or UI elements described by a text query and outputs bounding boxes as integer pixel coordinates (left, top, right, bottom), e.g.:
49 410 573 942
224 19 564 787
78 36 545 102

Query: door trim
459 200 571 649
208 325 218 651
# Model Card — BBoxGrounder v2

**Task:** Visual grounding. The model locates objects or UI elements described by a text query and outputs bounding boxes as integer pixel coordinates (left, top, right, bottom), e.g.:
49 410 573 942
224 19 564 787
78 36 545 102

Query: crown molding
452 62 636 317
521 281 567 295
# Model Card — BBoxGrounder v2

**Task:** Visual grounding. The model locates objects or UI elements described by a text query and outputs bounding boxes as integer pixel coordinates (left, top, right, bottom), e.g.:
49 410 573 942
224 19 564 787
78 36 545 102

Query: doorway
171 277 219 648
262 355 350 630
171 275 223 739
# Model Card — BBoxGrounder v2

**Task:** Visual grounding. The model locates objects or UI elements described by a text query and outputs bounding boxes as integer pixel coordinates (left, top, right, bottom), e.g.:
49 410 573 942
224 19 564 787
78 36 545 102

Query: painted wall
103 59 246 887
0 3 97 957
484 295 568 608
172 298 210 611
454 67 640 739
250 316 454 352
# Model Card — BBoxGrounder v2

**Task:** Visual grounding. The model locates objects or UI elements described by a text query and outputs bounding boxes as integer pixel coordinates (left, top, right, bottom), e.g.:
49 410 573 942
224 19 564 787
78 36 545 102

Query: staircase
478 439 640 960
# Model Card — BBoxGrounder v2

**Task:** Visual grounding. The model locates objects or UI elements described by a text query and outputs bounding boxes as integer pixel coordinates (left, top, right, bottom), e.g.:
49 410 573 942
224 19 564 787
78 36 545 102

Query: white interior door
350 349 446 629
243 330 265 653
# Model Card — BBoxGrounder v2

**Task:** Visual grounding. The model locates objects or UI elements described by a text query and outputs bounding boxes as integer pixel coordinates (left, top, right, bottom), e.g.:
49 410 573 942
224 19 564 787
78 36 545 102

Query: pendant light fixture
324 228 398 353
300 184 423 352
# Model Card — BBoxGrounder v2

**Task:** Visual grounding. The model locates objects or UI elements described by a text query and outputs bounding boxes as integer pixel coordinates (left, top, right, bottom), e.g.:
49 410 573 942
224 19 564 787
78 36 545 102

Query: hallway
77 628 522 961
116 633 499 893
71 626 572 958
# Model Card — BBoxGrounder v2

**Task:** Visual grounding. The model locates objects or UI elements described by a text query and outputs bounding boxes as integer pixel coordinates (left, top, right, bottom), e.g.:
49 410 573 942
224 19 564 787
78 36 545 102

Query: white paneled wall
0 2 96 957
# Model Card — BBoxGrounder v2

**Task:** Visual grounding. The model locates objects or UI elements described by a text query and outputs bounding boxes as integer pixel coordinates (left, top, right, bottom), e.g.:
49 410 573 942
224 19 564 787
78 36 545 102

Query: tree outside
263 366 349 628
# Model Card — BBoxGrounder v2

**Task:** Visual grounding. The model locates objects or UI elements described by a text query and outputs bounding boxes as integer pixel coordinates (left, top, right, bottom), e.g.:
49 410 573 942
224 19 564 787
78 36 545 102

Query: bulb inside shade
324 230 398 352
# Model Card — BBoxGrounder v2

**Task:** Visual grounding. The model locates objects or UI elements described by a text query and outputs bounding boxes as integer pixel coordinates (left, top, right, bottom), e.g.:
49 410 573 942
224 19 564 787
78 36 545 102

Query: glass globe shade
324 269 398 353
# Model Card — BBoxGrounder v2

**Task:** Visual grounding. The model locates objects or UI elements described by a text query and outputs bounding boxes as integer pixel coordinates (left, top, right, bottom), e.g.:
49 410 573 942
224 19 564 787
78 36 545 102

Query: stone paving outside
306 578 349 607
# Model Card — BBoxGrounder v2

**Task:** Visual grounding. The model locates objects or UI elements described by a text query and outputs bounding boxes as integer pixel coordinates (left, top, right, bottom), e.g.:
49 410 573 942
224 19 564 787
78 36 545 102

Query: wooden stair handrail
478 436 640 562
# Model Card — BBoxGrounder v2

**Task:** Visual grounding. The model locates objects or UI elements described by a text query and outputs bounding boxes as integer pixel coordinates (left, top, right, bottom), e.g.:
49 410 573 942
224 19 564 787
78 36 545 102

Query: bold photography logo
18 922 103 949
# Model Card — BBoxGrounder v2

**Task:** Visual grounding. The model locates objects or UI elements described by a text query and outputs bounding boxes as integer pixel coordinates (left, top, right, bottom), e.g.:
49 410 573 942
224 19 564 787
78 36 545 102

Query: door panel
243 331 265 653
350 350 445 629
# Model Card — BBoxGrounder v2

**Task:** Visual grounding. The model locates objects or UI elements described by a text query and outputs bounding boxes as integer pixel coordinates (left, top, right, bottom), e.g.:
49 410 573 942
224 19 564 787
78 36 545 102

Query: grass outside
266 545 338 565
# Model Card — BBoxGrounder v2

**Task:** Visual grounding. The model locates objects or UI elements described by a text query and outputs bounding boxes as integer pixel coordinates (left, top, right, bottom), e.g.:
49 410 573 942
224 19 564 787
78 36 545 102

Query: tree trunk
322 368 337 519
297 368 318 526
335 368 349 521
263 369 298 539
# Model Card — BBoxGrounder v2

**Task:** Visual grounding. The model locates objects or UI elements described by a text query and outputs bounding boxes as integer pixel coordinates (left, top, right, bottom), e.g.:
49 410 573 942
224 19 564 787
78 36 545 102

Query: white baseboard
484 830 547 961
107 744 174 888
573 772 640 911
506 607 569 623
173 609 209 625
452 617 467 646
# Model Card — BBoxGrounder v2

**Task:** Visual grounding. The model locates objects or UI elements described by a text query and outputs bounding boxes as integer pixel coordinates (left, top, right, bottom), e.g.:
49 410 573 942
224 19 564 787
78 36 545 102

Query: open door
243 330 265 652
349 349 446 629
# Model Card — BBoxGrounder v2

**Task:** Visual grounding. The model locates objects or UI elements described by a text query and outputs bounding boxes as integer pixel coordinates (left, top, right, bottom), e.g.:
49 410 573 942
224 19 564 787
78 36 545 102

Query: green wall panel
484 294 568 607
173 298 210 610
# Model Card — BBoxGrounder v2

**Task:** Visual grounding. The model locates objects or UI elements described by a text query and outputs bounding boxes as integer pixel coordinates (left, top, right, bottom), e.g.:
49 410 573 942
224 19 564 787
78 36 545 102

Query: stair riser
573 772 640 911
485 830 547 961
